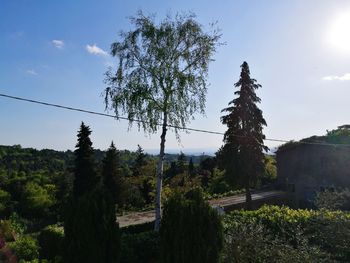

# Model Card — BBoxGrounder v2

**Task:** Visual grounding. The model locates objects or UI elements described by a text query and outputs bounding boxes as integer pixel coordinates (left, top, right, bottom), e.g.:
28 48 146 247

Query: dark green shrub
38 224 64 260
64 188 120 263
120 230 159 263
224 205 350 262
10 235 39 261
121 221 153 235
222 218 331 263
160 189 223 263
314 188 350 211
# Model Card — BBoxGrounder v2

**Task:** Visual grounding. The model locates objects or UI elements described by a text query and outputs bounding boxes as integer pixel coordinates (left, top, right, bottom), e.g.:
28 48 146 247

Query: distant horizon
1 143 279 156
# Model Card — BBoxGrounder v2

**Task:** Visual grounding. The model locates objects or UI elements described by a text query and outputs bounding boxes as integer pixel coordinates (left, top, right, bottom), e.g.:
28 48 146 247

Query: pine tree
102 142 124 207
220 62 268 208
73 122 99 196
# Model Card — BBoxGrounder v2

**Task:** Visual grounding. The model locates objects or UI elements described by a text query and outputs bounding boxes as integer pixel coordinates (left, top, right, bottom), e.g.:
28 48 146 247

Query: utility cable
1 92 350 147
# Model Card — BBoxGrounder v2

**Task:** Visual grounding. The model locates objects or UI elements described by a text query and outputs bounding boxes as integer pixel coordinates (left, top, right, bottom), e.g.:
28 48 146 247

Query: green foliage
222 219 331 263
73 122 99 197
0 219 17 241
38 224 64 261
22 182 56 217
208 169 231 194
63 188 120 263
160 189 223 263
9 235 39 261
102 142 125 207
120 231 159 263
220 62 268 204
104 11 221 135
9 212 27 235
278 126 350 152
0 144 74 221
261 155 277 184
120 221 154 235
0 213 27 242
204 189 245 200
105 11 221 230
0 188 10 214
64 124 120 263
224 205 350 262
314 188 350 211
132 145 148 177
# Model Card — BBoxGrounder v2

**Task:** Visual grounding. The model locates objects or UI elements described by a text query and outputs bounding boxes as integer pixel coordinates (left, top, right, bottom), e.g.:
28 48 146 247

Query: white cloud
322 73 350 81
52 39 64 49
26 69 38 75
86 44 108 56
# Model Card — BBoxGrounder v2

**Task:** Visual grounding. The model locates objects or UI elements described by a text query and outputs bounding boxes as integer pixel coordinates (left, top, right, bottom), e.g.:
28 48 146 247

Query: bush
0 220 16 241
314 188 350 211
222 217 330 262
120 221 153 235
120 230 159 263
9 235 39 261
224 205 350 262
160 189 223 263
63 188 120 263
38 224 64 260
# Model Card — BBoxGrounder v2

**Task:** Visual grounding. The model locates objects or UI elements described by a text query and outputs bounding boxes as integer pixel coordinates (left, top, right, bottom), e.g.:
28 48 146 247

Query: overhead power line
1 92 350 147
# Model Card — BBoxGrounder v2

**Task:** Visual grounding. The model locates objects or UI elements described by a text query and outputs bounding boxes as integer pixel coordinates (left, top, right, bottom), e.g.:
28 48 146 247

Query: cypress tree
73 122 99 196
220 62 268 208
64 123 120 263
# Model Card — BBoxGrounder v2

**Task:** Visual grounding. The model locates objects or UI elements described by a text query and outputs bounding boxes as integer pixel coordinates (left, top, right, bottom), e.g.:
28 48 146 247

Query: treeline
0 123 226 262
0 143 276 222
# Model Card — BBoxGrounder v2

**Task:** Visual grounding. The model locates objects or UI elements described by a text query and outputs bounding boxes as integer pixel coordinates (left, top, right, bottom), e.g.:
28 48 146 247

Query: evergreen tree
132 145 147 177
176 151 187 174
73 122 99 197
188 157 194 176
220 62 268 208
102 142 124 207
64 123 120 263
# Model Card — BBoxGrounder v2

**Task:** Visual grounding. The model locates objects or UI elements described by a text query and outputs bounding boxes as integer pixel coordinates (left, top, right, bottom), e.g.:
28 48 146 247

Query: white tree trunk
154 113 167 231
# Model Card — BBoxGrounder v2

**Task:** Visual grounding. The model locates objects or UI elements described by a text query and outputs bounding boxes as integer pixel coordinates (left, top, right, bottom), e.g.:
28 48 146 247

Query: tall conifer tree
220 62 268 208
73 122 99 196
102 142 124 207
64 123 120 263
132 144 147 177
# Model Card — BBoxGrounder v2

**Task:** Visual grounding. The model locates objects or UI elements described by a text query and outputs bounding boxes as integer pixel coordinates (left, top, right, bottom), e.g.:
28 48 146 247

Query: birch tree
104 11 221 230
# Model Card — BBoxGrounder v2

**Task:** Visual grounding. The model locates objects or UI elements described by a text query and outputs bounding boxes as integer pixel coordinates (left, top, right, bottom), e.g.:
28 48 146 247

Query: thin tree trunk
154 113 167 231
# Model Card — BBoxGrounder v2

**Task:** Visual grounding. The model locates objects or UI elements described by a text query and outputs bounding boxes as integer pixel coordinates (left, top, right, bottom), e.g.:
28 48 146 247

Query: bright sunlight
328 10 350 53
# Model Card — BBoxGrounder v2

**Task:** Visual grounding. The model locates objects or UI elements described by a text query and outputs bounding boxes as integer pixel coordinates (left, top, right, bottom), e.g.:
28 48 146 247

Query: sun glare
328 10 350 53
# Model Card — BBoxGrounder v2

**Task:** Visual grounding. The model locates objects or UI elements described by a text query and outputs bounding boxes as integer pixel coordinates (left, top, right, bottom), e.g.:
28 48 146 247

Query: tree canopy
220 62 268 207
104 11 221 230
73 122 99 197
104 11 221 135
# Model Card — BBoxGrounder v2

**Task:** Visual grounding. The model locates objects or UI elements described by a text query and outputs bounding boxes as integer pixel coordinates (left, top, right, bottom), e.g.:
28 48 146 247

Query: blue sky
1 0 350 154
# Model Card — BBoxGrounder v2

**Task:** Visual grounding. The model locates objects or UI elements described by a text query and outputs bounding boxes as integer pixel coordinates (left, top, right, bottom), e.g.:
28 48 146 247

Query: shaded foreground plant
160 189 223 263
